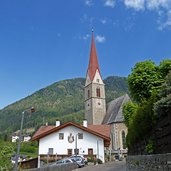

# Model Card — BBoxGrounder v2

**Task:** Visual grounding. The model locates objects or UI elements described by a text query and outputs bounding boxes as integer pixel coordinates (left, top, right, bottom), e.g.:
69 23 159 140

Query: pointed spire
87 30 101 81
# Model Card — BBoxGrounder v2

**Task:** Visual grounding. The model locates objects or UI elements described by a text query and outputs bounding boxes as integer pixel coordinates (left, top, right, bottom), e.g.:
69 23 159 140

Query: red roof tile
88 125 110 138
32 122 110 147
32 125 55 139
87 32 101 81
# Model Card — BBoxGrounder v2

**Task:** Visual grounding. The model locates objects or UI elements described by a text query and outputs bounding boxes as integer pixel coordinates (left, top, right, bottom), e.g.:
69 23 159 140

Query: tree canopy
0 140 14 170
154 71 171 116
128 60 170 103
124 59 171 154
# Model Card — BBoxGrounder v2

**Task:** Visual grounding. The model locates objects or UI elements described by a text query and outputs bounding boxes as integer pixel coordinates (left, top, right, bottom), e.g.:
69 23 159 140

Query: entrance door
88 148 93 155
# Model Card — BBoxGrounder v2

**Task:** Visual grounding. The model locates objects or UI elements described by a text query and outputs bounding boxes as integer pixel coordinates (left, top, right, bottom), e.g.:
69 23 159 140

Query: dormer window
96 88 101 97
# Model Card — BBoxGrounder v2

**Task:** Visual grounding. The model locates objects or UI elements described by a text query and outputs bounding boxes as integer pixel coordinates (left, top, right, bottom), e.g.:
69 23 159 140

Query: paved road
73 160 126 171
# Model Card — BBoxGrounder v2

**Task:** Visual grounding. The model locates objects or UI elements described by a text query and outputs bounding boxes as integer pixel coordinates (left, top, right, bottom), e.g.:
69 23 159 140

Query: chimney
83 120 87 127
56 120 60 127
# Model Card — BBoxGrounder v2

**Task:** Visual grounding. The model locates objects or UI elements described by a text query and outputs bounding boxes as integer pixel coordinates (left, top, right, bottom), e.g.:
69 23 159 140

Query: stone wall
24 163 77 171
126 153 171 171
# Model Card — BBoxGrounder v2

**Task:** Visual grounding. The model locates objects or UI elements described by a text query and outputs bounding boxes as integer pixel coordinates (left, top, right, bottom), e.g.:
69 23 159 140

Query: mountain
0 76 128 138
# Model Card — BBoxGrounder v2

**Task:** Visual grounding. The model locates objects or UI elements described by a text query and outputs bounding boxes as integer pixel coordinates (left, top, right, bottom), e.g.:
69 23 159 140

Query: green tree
154 71 171 116
123 101 138 127
125 59 171 153
128 60 163 103
158 60 171 78
0 141 15 170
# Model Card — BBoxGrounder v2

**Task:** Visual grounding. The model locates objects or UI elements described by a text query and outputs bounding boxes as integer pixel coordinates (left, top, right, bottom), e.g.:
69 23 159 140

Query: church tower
84 31 106 125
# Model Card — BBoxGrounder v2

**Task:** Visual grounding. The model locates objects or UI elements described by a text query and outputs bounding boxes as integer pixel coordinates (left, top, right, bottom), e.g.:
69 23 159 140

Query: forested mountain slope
0 76 128 138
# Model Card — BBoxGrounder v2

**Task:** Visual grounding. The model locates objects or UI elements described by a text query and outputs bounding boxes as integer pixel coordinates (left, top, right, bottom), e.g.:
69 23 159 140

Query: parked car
70 155 87 162
55 158 74 165
69 156 85 167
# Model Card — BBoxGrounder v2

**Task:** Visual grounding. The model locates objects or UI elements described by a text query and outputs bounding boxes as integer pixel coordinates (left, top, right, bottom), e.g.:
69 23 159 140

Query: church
32 31 129 166
84 31 129 156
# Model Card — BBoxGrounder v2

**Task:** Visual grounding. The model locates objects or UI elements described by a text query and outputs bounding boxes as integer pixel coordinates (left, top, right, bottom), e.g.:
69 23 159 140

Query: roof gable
102 94 131 124
32 122 110 142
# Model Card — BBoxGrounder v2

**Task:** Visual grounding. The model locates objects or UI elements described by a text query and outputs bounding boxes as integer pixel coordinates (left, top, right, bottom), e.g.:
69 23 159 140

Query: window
122 131 126 149
88 89 90 98
96 88 101 97
88 148 93 155
66 159 71 163
48 148 53 155
78 133 83 139
96 79 100 83
59 133 64 140
67 149 72 156
74 148 79 155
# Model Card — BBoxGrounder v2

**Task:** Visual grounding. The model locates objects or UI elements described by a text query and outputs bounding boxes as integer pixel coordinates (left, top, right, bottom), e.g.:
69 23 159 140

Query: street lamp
75 134 78 156
14 107 35 171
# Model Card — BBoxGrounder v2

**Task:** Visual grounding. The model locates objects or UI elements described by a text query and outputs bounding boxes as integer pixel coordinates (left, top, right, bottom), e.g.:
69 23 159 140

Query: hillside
0 76 128 138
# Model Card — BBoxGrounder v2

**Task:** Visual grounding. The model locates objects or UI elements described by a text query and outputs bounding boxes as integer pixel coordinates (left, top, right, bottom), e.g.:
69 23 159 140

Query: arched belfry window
96 88 101 97
122 131 126 149
88 90 90 98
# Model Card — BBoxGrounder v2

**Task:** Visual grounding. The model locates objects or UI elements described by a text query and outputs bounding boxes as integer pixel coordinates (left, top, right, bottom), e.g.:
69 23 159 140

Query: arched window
122 131 126 149
87 90 90 98
96 88 101 97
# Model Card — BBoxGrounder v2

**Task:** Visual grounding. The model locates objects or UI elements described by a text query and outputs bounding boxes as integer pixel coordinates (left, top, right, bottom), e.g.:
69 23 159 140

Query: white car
55 158 74 164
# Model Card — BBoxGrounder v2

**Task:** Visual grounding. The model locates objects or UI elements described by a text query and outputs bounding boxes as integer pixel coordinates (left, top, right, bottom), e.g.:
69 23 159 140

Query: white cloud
101 19 107 24
158 9 171 30
124 0 145 11
122 0 171 29
146 0 170 10
83 34 90 40
166 10 171 26
80 13 88 23
79 34 90 41
124 0 171 11
95 35 106 43
85 0 94 6
104 0 115 8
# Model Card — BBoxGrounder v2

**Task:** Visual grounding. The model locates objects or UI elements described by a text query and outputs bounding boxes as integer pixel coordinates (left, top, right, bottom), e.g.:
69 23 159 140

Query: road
73 160 126 171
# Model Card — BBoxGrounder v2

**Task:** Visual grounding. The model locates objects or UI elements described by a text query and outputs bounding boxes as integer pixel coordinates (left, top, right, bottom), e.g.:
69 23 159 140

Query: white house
12 134 31 142
32 121 110 167
12 135 19 142
23 135 31 142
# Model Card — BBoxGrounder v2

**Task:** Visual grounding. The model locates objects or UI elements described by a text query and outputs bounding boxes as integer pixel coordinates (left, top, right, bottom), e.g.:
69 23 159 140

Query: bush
87 156 94 162
97 158 102 164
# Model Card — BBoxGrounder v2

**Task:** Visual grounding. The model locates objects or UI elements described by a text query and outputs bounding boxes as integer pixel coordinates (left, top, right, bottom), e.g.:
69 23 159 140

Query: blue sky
0 0 171 109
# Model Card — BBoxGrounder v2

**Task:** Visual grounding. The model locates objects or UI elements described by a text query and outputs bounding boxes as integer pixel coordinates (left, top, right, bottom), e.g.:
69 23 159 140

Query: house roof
88 125 110 138
32 122 110 146
102 94 131 124
87 31 101 81
31 125 55 139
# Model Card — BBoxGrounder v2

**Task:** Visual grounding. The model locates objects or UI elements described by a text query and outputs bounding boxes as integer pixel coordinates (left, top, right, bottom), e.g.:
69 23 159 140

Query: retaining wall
126 153 171 171
24 163 77 171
